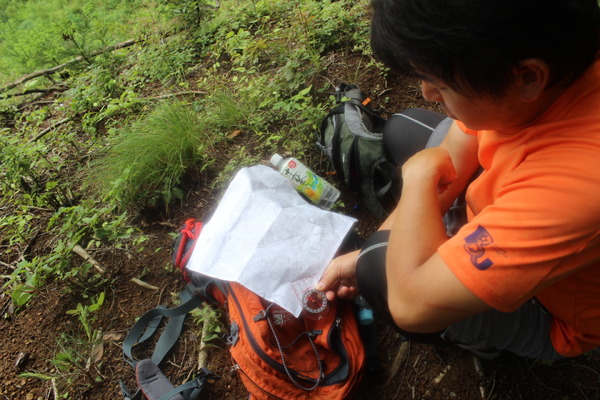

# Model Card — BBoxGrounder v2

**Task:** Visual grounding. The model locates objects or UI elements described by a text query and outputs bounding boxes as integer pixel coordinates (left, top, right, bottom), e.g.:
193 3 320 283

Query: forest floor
1 52 600 400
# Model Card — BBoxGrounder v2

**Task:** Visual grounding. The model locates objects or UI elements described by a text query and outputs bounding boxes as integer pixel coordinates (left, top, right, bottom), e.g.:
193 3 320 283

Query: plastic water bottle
270 153 340 209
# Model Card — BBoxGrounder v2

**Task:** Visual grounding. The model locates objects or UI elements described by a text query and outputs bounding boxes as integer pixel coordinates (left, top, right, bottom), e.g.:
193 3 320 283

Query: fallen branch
0 39 136 95
71 244 105 274
198 304 211 370
473 356 488 399
18 99 55 109
141 90 208 100
29 117 72 143
386 340 410 385
0 85 68 100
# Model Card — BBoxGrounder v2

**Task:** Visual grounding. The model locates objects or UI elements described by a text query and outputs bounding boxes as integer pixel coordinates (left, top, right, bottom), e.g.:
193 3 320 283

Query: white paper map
187 165 356 317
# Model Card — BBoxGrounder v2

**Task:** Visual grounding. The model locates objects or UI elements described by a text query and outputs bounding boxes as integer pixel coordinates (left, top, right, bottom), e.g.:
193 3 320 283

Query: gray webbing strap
121 286 203 400
122 286 203 368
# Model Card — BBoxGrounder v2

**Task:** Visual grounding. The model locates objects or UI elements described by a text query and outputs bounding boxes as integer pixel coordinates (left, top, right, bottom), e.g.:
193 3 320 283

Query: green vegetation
89 100 216 210
0 0 377 396
0 0 151 81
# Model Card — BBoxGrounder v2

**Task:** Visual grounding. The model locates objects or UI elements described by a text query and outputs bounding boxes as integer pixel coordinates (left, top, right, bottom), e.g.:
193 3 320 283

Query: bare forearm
384 147 460 331
386 179 455 332
387 177 448 271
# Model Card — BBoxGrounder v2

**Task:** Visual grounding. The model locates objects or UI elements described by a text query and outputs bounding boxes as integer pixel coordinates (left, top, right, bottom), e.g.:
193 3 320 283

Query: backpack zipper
322 304 351 385
227 284 322 386
232 362 287 400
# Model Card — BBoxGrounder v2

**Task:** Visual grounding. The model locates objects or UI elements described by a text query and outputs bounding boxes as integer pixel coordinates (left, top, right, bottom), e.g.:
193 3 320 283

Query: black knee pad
356 231 393 326
383 108 446 167
356 230 445 344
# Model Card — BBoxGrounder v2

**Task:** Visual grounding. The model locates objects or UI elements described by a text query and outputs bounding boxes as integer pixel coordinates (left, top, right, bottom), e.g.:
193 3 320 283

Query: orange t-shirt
438 60 600 357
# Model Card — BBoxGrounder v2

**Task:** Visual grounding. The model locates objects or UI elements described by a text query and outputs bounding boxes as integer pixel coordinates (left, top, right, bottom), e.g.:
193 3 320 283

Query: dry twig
432 364 451 385
130 278 159 290
473 356 488 399
386 340 410 385
198 302 212 370
51 378 59 400
29 117 71 143
71 244 105 274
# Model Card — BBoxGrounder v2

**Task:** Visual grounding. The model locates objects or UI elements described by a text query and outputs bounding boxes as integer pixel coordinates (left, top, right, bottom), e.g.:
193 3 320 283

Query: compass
302 289 328 315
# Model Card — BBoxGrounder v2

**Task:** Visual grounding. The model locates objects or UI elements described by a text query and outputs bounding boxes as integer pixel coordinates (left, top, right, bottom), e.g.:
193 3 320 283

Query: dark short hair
371 0 600 97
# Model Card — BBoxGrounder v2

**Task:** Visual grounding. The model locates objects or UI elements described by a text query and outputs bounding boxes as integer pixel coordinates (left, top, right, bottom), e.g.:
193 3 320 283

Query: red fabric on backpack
173 218 203 282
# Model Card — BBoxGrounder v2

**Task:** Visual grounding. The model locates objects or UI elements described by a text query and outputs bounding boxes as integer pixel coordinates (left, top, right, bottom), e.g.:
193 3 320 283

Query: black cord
264 304 323 391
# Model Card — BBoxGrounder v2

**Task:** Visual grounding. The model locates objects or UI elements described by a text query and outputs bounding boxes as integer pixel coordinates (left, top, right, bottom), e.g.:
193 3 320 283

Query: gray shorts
441 298 565 360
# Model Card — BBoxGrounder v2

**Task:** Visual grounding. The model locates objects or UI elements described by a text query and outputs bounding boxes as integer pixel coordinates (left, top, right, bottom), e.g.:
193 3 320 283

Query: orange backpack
197 278 365 400
122 219 365 400
181 218 366 399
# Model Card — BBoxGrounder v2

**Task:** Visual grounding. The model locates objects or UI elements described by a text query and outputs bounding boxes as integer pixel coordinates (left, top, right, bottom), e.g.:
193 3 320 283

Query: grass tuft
88 100 215 210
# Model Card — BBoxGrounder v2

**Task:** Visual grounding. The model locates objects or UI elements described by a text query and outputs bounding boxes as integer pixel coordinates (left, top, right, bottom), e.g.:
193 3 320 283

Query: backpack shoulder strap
135 359 216 400
122 286 203 368
121 287 205 400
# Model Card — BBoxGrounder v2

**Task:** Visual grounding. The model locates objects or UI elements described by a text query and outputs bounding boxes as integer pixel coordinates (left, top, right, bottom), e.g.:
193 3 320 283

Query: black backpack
317 83 399 218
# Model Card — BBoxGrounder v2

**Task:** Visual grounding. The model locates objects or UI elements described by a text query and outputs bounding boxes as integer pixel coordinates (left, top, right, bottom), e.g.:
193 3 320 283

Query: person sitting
318 0 600 360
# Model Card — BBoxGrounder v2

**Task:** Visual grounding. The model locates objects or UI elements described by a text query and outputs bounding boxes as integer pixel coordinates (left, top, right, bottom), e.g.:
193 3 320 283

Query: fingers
322 282 357 302
317 250 359 290
316 255 345 292
316 268 335 293
336 285 357 300
317 250 361 301
403 147 457 190
316 263 340 301
325 289 337 302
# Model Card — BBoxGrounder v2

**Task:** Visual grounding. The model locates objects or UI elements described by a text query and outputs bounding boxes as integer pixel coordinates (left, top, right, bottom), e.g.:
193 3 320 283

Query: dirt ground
1 53 600 400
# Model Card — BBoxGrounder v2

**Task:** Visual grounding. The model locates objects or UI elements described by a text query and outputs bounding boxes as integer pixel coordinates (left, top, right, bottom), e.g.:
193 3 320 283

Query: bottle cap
359 308 374 325
270 153 283 167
